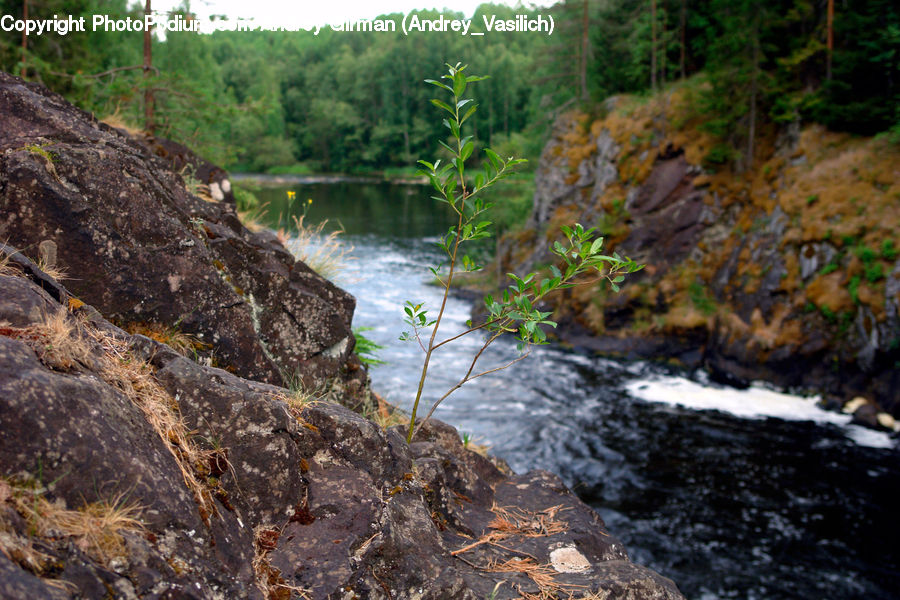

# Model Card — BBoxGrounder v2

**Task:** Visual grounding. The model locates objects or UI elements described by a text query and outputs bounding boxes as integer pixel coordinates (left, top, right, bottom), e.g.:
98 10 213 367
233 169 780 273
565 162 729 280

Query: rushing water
255 178 900 600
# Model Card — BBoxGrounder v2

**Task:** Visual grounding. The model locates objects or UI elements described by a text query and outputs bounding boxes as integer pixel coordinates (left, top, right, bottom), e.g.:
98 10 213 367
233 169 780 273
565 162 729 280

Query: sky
151 0 535 30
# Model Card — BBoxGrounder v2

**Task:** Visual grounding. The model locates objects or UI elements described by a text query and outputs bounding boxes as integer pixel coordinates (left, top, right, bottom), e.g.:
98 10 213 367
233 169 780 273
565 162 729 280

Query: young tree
143 0 154 132
20 0 28 77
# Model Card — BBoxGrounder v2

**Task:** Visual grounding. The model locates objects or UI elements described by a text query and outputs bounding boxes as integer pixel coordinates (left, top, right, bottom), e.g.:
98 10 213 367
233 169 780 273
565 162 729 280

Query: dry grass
452 503 570 562
84 323 217 521
285 215 354 282
180 165 215 202
0 307 218 521
0 251 21 277
451 503 582 598
365 393 409 430
238 204 269 233
0 478 144 570
0 308 93 371
272 386 323 434
0 244 65 281
463 436 492 458
252 525 310 600
487 557 559 591
100 109 144 138
488 504 570 538
123 322 209 357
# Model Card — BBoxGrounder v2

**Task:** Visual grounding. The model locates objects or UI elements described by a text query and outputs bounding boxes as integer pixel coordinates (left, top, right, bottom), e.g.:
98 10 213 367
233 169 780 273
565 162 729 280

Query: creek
253 177 900 600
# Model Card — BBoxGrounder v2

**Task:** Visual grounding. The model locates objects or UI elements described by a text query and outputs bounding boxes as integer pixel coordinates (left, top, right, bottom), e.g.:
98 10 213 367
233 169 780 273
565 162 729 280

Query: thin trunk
826 0 834 80
143 0 155 133
679 0 686 79
403 126 410 164
651 0 658 92
504 92 509 136
402 82 411 162
20 0 28 78
747 13 759 171
660 0 667 85
580 0 589 100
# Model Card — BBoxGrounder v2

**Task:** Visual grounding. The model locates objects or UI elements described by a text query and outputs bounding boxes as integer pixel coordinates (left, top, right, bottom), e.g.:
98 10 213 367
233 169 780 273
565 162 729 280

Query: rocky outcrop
0 71 361 393
0 73 682 598
0 248 684 599
504 91 900 416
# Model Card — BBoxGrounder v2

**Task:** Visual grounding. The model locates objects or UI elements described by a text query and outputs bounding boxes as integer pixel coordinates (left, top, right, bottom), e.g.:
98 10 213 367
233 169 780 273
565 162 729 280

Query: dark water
256 178 900 600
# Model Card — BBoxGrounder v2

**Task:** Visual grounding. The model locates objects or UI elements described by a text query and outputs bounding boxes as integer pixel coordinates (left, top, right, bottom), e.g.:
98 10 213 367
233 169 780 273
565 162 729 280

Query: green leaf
431 98 455 115
460 105 478 125
484 148 503 171
453 72 467 97
425 78 453 92
461 140 474 161
438 140 455 155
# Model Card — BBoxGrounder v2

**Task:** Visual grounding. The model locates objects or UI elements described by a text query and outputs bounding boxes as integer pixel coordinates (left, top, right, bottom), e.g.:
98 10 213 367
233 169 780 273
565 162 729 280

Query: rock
843 396 870 414
0 248 684 599
0 71 359 392
876 412 898 432
851 403 882 430
505 106 900 417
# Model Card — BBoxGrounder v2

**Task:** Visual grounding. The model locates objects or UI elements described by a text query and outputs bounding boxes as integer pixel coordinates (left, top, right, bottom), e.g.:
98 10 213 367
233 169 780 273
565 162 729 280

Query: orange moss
780 252 801 293
661 305 711 332
805 272 853 314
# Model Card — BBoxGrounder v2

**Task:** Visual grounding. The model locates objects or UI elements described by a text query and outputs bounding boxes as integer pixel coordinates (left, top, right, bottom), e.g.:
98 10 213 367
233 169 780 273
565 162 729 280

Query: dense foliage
1 0 897 171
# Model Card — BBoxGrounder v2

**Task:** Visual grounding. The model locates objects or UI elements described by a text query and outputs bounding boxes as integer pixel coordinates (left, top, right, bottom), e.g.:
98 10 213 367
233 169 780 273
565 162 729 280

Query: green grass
689 282 717 315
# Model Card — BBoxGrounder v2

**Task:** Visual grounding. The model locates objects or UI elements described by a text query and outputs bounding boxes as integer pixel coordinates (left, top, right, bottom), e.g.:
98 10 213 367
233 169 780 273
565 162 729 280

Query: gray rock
0 71 359 393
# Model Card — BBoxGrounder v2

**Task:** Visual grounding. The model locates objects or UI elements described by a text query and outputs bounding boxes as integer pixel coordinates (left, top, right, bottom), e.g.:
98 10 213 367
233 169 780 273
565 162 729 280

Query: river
252 178 900 600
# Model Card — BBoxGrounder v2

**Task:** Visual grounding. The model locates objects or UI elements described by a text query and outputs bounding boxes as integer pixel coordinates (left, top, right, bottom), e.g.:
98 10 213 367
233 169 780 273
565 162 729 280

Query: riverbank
497 81 900 423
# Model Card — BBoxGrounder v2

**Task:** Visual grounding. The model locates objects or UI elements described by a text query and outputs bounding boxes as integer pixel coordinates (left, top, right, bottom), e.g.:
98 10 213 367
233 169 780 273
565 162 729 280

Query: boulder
0 248 684 599
0 71 360 392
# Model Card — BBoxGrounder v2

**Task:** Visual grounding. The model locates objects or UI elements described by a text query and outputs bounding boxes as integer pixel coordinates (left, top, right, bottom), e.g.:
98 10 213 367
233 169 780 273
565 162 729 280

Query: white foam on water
625 376 896 449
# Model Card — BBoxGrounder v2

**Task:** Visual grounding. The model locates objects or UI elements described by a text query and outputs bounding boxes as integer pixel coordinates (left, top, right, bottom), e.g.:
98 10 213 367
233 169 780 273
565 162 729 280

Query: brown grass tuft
488 504 569 538
0 252 21 277
252 525 310 600
0 308 219 523
123 322 210 357
0 308 93 371
366 394 409 430
1 478 144 569
100 109 144 138
487 557 560 593
84 324 216 520
286 215 354 282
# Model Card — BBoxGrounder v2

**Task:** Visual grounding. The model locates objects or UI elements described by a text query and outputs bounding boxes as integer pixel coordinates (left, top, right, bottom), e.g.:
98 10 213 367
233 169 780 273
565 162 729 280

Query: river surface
254 178 900 600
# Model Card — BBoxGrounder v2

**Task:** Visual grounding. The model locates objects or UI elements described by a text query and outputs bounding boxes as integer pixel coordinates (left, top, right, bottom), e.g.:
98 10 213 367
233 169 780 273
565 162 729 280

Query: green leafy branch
401 64 642 443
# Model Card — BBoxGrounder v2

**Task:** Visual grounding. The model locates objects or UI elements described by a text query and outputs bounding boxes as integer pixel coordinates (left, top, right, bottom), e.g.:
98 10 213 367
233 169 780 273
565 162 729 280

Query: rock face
0 248 684 599
504 95 900 415
0 71 361 392
0 74 683 598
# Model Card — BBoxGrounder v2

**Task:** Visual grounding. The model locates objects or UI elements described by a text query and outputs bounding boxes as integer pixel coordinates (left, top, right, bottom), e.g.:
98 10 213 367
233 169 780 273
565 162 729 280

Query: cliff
502 81 900 421
0 73 683 599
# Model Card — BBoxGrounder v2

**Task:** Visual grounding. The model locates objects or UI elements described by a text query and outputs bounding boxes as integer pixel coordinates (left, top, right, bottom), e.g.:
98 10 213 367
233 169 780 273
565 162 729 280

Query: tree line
1 0 897 173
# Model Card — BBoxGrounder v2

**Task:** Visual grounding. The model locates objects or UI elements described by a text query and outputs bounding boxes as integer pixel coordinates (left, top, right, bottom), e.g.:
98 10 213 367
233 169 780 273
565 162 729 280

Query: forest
1 0 898 174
